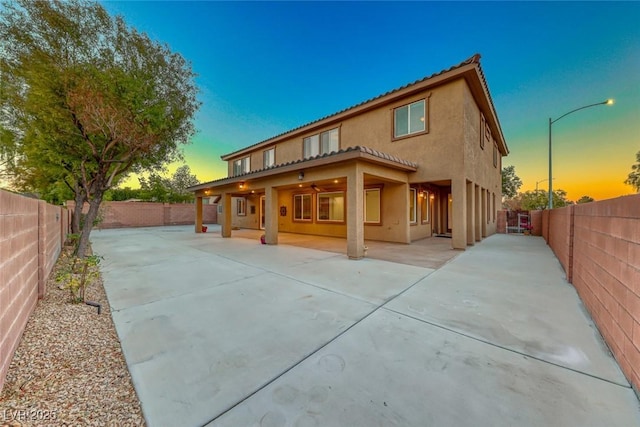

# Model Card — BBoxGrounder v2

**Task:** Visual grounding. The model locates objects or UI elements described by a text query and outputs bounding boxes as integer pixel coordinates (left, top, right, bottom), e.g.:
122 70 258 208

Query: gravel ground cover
0 250 145 427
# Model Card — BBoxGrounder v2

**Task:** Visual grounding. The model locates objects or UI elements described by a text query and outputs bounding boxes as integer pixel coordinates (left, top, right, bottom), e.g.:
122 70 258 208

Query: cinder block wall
496 210 507 233
0 190 68 391
530 210 543 236
547 205 574 280
544 195 640 392
571 196 640 391
67 201 217 229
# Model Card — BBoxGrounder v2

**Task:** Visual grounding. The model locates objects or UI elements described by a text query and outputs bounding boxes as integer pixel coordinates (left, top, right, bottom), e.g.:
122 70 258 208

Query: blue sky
103 1 640 201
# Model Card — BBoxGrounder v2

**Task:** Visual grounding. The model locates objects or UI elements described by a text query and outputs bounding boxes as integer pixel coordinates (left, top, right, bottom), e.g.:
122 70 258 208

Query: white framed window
421 191 429 224
364 188 381 224
303 134 319 159
320 128 339 154
236 198 246 216
492 193 496 222
409 188 417 224
394 100 425 138
263 148 275 168
480 113 486 149
317 191 344 222
303 128 339 159
293 194 312 221
233 157 250 176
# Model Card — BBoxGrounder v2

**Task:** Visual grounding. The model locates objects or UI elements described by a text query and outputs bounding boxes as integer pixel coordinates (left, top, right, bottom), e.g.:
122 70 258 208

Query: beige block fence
0 190 70 391
65 200 218 229
531 194 639 393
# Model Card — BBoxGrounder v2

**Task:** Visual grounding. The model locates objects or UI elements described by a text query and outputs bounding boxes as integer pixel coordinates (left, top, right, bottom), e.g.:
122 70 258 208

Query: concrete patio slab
211 309 640 427
89 226 640 427
111 273 378 426
227 226 460 269
385 235 627 385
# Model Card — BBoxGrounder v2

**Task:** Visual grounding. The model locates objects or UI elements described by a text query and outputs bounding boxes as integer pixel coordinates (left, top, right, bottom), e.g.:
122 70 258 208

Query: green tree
624 150 640 192
0 0 199 257
576 195 595 204
138 165 200 203
104 186 144 201
170 165 200 202
502 165 522 199
520 189 570 211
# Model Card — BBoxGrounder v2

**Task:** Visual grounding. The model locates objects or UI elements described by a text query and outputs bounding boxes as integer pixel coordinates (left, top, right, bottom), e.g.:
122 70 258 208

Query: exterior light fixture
333 179 339 184
429 194 435 200
239 182 245 189
298 171 304 180
548 99 613 209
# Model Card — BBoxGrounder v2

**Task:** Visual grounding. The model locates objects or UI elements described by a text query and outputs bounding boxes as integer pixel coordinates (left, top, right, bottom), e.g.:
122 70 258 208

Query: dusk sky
102 1 640 202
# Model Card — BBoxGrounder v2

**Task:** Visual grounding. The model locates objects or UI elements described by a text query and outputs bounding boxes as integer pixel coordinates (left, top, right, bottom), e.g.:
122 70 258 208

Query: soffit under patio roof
188 146 417 192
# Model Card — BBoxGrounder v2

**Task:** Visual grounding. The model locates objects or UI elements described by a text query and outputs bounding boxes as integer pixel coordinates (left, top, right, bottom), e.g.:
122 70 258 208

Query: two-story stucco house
190 54 508 259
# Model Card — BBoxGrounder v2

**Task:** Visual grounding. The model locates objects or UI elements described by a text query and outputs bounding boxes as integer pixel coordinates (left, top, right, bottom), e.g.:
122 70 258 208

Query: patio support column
474 184 481 242
347 164 365 259
264 186 278 245
466 180 474 246
221 192 232 238
452 178 467 250
481 188 487 238
398 182 411 244
195 195 203 233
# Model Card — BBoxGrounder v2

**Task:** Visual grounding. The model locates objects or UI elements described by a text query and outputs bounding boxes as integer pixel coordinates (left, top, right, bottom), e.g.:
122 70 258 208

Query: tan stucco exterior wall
206 72 505 251
226 81 468 186
461 82 501 237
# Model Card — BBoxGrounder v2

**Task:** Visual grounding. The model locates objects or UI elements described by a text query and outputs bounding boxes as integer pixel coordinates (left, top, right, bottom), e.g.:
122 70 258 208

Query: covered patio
190 146 474 259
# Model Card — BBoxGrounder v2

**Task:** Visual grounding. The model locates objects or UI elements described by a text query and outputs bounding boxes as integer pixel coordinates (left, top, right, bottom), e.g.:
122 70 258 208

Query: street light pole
548 99 613 209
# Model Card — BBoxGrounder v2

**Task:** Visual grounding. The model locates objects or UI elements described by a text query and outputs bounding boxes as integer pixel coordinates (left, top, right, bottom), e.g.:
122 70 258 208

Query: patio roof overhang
188 146 418 193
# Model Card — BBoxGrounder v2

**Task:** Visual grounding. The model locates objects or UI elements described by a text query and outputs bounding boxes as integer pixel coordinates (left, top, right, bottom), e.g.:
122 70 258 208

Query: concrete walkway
91 226 640 427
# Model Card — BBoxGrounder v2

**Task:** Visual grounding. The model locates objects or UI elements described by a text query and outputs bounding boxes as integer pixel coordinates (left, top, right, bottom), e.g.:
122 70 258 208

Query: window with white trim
317 191 344 222
364 188 381 224
394 100 425 138
236 198 246 216
409 188 417 224
421 191 429 223
303 128 339 159
263 148 275 168
293 194 312 221
233 157 250 176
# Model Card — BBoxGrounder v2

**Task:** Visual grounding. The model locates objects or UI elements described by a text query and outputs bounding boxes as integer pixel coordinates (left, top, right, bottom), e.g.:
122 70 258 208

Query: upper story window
303 128 339 159
263 148 275 168
394 99 425 138
233 156 250 176
480 113 486 149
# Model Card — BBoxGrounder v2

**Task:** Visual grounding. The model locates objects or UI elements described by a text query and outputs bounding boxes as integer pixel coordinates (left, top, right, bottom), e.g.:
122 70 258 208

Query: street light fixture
548 99 613 209
535 178 552 191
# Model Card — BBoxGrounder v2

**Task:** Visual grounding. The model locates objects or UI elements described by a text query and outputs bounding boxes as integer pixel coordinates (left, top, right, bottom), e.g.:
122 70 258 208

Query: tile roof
189 146 417 190
222 54 485 159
